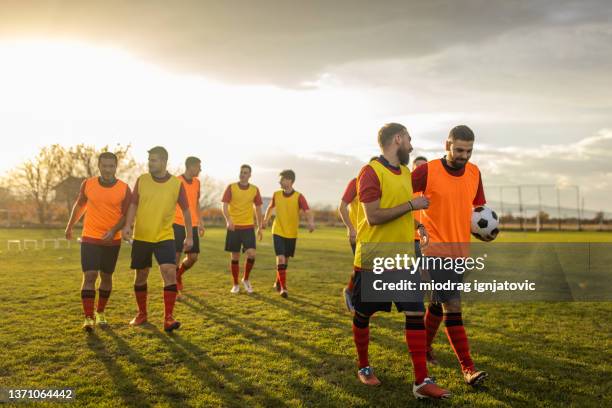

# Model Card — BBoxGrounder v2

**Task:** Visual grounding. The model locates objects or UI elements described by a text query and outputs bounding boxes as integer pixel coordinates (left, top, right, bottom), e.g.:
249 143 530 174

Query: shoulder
250 184 259 192
466 162 480 176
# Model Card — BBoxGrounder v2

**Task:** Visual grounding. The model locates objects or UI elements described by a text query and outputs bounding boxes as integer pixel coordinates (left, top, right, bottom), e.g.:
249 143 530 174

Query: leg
243 248 256 281
424 302 443 363
405 309 452 399
230 252 240 291
81 270 98 318
96 272 113 314
442 298 473 371
276 255 287 295
132 268 150 319
404 310 428 384
353 311 373 369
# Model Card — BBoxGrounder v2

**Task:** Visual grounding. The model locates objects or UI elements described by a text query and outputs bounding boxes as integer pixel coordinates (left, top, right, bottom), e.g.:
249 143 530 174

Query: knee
245 249 256 259
83 272 98 285
443 299 462 313
353 311 371 328
188 253 198 263
100 272 113 284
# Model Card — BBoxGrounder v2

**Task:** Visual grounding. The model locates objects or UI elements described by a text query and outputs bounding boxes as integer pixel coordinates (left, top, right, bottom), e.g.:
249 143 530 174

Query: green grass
0 228 610 407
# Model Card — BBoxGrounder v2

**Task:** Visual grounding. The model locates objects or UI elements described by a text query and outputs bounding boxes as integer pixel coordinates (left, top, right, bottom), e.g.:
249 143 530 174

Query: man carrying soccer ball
411 125 488 386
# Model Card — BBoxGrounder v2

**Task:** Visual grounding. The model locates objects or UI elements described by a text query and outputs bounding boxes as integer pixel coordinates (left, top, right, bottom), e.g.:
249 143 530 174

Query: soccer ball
471 206 499 242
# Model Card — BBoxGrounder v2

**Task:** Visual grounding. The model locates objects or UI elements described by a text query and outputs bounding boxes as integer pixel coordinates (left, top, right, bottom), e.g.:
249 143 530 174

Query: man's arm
303 209 315 233
222 203 234 231
338 200 355 243
362 196 429 226
65 202 86 240
65 181 88 240
177 184 193 250
221 184 234 230
255 205 263 240
197 180 205 237
263 199 274 228
121 202 137 241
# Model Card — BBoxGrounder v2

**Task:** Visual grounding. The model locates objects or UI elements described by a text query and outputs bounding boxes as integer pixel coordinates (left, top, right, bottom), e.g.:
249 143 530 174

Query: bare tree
200 175 225 209
9 145 68 224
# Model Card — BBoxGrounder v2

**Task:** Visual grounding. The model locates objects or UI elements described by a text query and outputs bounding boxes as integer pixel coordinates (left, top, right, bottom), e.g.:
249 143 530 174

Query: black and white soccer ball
471 206 499 242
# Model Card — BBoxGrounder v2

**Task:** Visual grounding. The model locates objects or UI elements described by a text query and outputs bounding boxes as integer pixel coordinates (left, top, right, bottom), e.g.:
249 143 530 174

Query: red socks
352 314 370 368
97 289 111 313
163 284 177 318
230 260 239 285
276 264 287 290
425 303 443 351
134 284 147 315
444 312 474 372
405 315 428 384
244 257 255 280
81 290 95 318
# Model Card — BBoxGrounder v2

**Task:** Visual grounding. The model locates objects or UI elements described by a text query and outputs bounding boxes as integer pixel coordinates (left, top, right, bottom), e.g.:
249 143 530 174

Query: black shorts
426 257 464 304
273 234 297 258
351 270 425 316
173 224 200 254
225 228 256 253
81 243 121 274
130 240 176 269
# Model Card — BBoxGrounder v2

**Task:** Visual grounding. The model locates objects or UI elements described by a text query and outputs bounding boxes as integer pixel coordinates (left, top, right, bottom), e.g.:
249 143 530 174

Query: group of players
65 146 314 334
337 123 488 399
66 122 487 400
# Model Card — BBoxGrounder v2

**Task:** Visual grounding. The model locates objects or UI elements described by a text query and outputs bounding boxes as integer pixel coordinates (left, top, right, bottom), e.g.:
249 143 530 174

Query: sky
0 1 610 213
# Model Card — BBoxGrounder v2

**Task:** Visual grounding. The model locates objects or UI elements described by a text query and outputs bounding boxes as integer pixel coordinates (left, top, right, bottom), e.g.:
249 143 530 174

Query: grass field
0 227 610 407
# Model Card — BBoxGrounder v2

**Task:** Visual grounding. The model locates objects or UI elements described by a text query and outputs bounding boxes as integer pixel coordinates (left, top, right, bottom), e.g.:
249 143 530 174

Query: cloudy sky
0 0 610 212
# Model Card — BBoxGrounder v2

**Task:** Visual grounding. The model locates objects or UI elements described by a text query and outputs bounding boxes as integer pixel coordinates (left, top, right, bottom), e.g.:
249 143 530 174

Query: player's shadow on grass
86 332 155 408
181 294 416 405
250 291 406 340
101 327 189 408
139 324 289 407
468 336 605 406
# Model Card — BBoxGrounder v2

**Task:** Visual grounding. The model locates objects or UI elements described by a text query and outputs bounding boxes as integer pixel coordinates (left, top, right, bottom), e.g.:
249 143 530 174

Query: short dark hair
240 164 252 172
185 156 201 168
148 146 168 161
448 125 474 142
414 156 428 163
98 151 118 164
378 123 407 147
279 169 295 182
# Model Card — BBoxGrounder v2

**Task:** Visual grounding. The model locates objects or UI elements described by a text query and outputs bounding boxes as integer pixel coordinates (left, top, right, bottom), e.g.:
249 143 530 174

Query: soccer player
338 177 358 311
122 146 193 332
263 169 314 298
351 123 450 399
65 152 131 331
221 164 263 294
411 125 488 386
173 156 205 297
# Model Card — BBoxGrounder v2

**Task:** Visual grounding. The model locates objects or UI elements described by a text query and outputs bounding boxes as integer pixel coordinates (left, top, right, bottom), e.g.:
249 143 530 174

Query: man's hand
122 226 133 242
226 220 235 231
65 226 73 240
198 225 205 237
308 222 315 233
348 227 356 244
101 230 114 242
183 237 193 252
418 224 429 249
410 196 430 210
257 227 263 241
